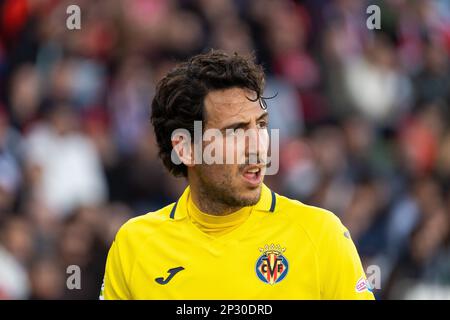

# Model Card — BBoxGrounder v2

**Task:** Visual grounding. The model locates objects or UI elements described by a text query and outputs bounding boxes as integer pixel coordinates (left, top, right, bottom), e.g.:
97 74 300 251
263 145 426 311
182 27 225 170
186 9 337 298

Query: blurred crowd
0 0 449 299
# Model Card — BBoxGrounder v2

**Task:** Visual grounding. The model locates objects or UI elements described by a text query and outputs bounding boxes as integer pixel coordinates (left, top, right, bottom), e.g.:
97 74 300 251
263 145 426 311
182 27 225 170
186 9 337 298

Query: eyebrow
220 112 268 131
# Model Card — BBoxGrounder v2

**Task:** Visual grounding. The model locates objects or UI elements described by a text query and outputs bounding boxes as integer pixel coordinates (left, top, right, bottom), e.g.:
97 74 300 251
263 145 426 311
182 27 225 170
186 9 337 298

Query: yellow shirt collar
186 193 252 237
169 183 276 221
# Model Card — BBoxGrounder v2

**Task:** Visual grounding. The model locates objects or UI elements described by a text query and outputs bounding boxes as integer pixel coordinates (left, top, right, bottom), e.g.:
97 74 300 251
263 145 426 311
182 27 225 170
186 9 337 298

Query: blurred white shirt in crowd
24 124 107 217
0 245 30 299
344 57 412 124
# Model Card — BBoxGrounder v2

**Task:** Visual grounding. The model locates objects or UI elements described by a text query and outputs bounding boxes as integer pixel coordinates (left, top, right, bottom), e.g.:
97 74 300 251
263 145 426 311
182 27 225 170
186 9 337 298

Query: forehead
204 87 264 127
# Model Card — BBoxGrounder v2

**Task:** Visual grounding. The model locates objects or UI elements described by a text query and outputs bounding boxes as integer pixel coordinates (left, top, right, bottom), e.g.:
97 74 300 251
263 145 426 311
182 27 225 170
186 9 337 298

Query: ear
171 130 195 168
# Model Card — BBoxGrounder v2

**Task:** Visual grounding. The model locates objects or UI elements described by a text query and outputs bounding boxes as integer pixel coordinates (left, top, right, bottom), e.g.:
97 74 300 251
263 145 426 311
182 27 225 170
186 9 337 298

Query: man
100 50 375 300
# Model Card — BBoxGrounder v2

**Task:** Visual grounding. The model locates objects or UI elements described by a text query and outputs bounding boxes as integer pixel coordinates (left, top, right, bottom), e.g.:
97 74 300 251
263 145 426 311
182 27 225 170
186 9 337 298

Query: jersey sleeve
317 213 375 300
101 237 132 300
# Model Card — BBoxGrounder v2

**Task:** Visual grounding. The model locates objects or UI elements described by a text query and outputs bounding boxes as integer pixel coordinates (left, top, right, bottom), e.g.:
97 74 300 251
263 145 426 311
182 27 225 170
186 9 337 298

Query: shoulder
276 193 343 227
114 202 176 246
275 193 346 245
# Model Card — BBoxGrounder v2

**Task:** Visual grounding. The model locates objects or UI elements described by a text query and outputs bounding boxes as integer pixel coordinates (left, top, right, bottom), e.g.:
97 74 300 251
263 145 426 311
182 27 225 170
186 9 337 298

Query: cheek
223 135 245 163
201 163 236 180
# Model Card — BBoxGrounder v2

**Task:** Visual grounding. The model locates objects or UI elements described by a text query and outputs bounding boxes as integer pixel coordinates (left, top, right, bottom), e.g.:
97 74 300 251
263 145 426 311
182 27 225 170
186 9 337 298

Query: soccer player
100 50 375 300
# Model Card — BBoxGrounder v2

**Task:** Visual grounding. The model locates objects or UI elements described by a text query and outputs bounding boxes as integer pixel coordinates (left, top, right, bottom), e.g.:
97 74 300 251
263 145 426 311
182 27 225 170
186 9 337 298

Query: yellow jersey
101 184 375 300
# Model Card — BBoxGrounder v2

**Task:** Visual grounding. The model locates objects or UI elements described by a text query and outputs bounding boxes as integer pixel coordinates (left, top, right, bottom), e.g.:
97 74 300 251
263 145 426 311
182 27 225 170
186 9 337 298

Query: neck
189 183 243 216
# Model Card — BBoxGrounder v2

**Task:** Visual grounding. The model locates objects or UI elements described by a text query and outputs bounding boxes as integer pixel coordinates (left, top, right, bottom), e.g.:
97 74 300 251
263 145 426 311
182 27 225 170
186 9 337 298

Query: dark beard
196 170 261 213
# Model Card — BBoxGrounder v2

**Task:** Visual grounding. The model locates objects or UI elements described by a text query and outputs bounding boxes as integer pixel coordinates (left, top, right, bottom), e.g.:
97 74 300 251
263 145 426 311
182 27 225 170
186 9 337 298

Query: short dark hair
151 50 266 177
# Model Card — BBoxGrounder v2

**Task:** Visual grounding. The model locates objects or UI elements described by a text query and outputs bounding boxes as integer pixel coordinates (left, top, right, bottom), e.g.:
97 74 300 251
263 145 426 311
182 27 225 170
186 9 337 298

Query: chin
238 185 262 206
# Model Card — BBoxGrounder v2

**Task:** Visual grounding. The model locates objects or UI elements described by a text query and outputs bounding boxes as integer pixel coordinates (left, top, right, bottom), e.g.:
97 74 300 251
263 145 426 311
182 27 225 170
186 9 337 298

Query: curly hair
150 50 266 177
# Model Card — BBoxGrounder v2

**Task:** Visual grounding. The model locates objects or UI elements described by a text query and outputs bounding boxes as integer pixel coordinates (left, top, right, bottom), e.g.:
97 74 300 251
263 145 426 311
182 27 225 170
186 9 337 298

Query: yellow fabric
187 193 252 237
101 184 375 300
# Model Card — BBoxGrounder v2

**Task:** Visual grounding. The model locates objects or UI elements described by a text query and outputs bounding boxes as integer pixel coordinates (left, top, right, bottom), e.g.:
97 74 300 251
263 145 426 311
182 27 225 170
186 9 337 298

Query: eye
257 120 268 129
225 128 239 136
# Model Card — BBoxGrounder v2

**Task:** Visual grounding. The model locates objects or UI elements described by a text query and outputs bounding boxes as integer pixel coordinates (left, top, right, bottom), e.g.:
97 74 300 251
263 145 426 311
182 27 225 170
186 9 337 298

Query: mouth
241 164 264 187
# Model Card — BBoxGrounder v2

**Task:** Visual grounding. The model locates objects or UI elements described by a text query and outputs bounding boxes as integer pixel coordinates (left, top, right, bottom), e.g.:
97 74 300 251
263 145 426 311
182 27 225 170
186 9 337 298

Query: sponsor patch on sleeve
355 276 373 293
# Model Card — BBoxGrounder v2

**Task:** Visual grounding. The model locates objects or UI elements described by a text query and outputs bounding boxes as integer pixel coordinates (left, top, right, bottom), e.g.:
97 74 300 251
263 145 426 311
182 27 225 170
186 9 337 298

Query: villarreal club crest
255 244 289 285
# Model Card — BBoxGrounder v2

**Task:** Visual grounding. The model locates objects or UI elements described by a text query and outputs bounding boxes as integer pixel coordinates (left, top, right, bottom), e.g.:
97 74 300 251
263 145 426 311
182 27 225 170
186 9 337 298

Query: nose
245 125 267 165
